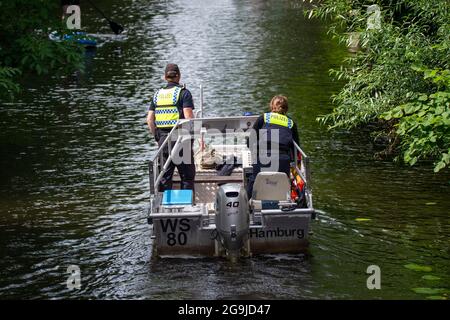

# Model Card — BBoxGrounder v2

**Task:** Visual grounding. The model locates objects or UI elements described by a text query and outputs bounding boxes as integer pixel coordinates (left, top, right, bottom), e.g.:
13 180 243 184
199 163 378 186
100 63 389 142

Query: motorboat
147 89 315 259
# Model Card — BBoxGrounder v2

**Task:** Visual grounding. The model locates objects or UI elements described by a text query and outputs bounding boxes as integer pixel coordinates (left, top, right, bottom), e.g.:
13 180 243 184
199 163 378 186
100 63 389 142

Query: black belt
261 145 291 154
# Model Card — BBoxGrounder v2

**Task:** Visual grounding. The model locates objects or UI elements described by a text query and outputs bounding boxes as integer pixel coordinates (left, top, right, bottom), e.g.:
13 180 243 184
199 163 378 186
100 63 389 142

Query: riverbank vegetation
306 0 449 172
0 0 83 100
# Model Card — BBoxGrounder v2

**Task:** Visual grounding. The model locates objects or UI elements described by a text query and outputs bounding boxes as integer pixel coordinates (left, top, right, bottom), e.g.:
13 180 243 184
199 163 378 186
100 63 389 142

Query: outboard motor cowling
215 184 249 259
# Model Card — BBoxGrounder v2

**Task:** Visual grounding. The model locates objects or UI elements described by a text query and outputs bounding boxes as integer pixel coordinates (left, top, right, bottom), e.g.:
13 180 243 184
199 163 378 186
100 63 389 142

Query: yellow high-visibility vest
263 112 293 129
153 86 182 128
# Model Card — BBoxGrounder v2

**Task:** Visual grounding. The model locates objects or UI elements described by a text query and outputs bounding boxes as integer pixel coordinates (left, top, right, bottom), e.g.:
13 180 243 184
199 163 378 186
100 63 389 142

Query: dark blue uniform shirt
252 114 300 154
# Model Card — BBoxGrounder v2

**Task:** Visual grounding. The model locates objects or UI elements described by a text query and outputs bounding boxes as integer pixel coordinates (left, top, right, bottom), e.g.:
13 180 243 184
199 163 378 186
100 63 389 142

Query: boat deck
172 148 247 212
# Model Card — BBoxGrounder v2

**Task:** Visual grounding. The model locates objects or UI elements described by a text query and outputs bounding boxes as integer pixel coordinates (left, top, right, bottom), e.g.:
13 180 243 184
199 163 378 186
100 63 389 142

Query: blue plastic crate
162 190 193 206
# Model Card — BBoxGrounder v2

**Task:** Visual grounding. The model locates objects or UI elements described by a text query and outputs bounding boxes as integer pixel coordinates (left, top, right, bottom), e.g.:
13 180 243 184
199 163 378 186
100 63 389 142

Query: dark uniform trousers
157 130 196 192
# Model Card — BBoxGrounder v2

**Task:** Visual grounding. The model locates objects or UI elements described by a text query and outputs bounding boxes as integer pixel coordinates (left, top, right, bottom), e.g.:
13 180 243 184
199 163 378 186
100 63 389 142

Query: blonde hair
270 95 289 114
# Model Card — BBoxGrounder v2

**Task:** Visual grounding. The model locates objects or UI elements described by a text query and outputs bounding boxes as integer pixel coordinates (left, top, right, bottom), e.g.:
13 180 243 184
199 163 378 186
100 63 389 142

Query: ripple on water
0 0 449 300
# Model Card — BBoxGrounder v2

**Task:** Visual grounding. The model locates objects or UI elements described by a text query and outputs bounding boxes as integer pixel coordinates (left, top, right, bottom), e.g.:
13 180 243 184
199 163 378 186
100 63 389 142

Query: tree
305 0 450 172
0 0 84 100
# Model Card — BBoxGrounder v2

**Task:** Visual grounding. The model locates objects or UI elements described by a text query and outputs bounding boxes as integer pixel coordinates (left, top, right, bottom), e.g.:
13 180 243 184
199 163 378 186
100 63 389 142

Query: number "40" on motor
226 201 239 207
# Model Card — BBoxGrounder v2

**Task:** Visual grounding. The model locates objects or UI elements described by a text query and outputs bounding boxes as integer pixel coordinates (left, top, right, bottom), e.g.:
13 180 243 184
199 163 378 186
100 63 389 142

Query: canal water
0 0 449 299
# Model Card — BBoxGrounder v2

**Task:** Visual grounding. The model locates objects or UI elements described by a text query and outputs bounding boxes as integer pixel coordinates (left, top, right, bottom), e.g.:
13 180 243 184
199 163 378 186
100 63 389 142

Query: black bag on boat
217 156 237 176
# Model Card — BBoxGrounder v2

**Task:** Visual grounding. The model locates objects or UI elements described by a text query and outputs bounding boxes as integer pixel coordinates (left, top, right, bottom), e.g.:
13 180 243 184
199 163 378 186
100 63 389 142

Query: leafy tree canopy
306 0 450 172
0 0 84 100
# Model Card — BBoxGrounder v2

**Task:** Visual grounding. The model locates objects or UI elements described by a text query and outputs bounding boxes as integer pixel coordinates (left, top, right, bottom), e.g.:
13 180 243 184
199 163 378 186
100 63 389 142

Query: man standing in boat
247 95 300 198
146 64 196 192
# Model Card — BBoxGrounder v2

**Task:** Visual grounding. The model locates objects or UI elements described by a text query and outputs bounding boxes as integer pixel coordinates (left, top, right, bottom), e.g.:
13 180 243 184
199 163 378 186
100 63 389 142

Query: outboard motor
215 183 250 260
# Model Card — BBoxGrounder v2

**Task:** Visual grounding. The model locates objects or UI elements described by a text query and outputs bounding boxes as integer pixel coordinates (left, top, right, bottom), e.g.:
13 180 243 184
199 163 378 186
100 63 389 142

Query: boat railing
148 121 181 196
148 116 258 197
148 118 313 210
293 141 313 209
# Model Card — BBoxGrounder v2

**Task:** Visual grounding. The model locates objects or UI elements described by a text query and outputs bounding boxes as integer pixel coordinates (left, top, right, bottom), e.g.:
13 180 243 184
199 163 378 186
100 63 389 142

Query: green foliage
306 0 450 172
382 69 450 172
403 263 433 272
412 287 448 295
0 0 84 100
422 275 441 281
0 67 21 99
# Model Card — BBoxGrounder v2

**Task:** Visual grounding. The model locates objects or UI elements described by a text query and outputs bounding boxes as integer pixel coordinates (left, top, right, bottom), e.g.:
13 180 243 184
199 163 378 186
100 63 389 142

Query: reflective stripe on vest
154 86 182 128
263 112 293 129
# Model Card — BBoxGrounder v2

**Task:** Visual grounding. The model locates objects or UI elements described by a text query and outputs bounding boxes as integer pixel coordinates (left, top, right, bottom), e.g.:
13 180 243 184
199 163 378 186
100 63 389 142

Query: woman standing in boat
247 95 300 198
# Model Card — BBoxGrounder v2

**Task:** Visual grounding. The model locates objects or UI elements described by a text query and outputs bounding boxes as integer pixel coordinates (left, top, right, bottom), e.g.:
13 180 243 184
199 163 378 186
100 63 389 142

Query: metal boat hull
151 210 312 257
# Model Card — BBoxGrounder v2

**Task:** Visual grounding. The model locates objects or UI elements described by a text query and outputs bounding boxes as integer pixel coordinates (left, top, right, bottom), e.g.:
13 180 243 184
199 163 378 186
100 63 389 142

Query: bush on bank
0 0 83 100
306 0 449 172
